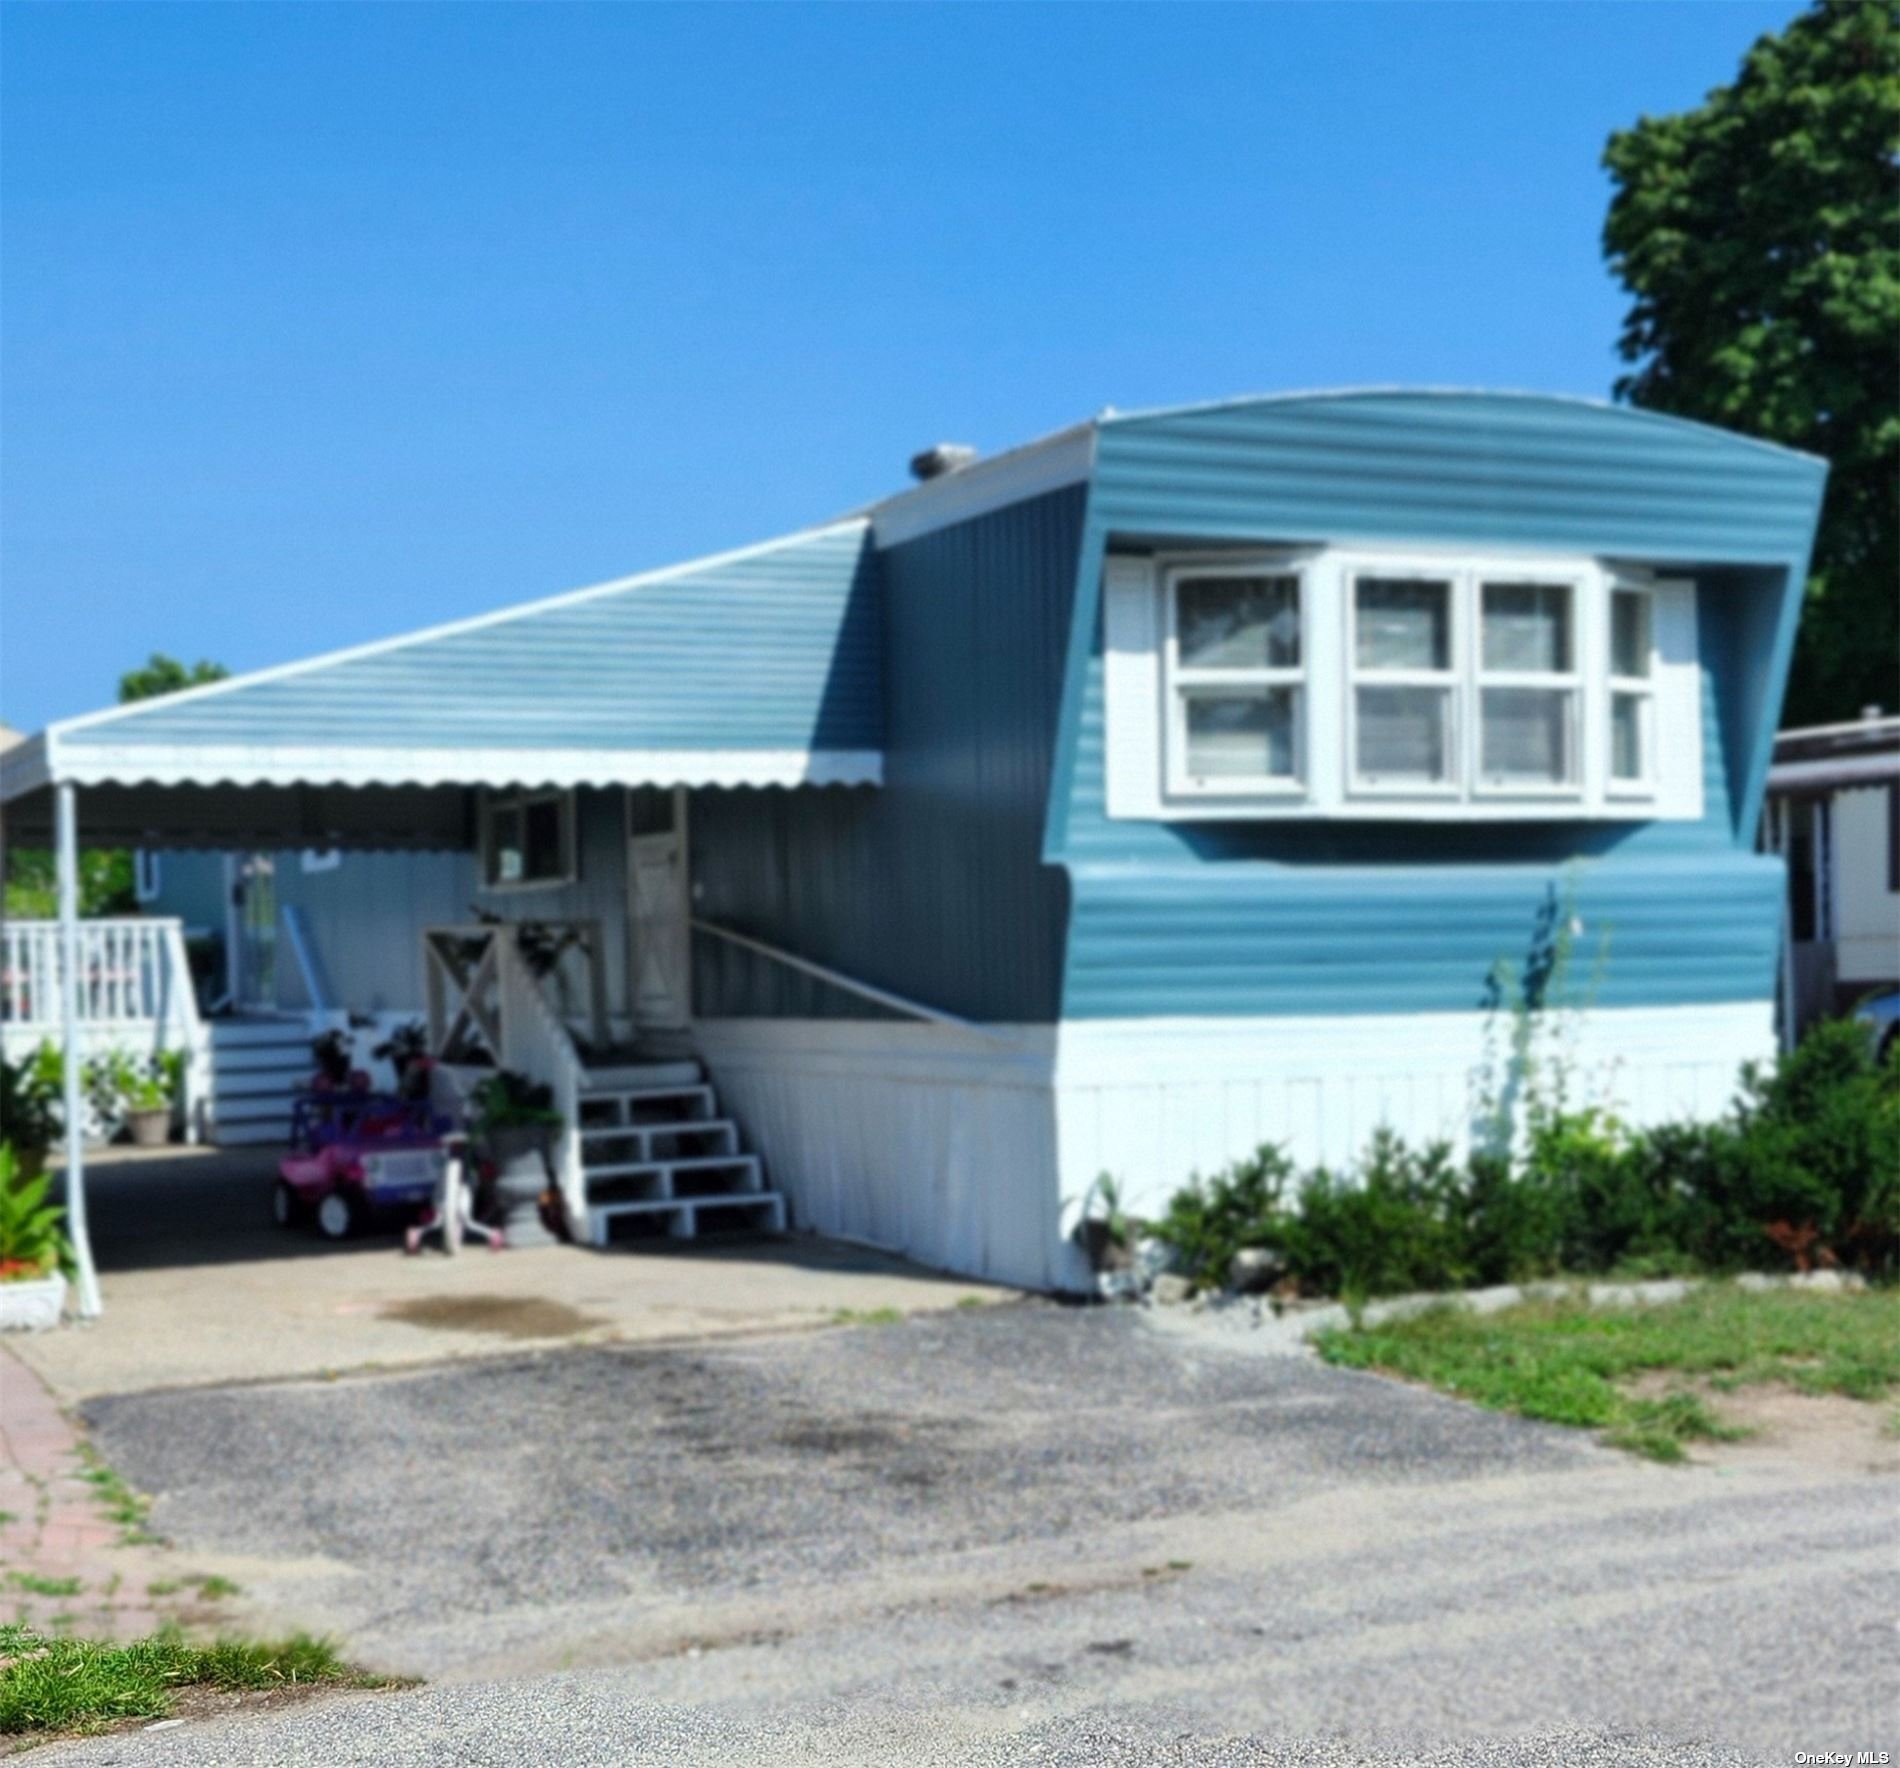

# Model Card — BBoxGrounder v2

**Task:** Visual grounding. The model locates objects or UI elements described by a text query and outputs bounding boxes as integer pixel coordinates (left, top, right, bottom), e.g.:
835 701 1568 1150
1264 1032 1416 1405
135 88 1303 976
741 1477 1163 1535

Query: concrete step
584 1153 764 1203
581 1059 701 1091
211 1044 314 1075
580 1118 740 1160
208 1019 311 1048
577 1084 715 1127
585 1191 786 1248
210 1069 309 1101
210 1092 297 1125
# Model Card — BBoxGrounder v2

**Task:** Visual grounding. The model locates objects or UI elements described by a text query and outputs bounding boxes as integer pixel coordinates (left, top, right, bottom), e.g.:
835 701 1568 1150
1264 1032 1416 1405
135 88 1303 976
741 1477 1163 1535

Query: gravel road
46 1301 1900 1765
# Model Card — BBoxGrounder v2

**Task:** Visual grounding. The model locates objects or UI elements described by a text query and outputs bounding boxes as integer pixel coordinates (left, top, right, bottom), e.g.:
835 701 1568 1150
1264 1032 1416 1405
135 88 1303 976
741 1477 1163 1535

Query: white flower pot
0 1271 68 1332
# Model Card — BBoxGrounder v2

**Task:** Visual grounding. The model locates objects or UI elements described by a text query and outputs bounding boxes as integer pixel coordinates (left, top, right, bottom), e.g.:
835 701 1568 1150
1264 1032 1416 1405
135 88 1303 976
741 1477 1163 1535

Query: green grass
4 1575 81 1600
0 1622 386 1737
74 1448 158 1545
830 1306 903 1327
1313 1285 1900 1463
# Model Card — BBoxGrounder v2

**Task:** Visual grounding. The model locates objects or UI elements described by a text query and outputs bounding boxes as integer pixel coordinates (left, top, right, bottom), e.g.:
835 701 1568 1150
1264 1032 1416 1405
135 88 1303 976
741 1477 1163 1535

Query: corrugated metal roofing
15 521 884 794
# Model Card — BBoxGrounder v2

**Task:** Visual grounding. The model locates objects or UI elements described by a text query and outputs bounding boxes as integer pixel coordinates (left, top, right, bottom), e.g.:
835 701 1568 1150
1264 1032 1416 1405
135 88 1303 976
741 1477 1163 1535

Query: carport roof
2 521 884 807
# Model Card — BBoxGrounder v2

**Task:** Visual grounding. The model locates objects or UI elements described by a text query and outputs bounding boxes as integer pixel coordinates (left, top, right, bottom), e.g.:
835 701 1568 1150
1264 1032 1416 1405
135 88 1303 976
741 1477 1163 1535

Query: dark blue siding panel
1050 393 1824 1022
691 487 1086 1023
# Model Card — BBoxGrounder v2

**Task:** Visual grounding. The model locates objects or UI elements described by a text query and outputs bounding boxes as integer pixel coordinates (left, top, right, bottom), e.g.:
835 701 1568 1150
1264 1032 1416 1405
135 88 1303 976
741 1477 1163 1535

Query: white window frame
1345 567 1463 799
1470 572 1584 800
133 850 163 904
1605 579 1658 800
480 788 578 892
1161 556 1311 799
1102 544 1701 824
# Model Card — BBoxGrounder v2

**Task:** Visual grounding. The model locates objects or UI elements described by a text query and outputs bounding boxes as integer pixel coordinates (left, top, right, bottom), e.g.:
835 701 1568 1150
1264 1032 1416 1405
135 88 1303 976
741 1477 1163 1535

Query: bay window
1101 545 1701 824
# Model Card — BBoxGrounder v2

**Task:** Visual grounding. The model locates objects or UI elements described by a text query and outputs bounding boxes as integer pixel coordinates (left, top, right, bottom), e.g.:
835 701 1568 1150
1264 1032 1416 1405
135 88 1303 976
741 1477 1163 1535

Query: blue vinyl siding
57 523 883 765
1047 393 1824 1023
689 487 1085 1023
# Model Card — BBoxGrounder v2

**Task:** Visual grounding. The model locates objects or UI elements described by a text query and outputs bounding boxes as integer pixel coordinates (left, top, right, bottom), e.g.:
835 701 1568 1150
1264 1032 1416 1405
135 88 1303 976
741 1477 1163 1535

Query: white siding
1832 785 1900 985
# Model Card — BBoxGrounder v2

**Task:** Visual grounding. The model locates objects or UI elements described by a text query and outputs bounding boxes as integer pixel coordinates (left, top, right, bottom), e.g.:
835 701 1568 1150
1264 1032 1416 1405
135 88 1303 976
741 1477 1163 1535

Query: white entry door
628 828 690 1031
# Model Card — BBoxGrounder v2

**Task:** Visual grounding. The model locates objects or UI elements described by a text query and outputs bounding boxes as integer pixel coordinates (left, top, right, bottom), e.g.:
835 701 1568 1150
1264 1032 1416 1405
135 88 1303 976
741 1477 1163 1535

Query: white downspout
55 781 102 1319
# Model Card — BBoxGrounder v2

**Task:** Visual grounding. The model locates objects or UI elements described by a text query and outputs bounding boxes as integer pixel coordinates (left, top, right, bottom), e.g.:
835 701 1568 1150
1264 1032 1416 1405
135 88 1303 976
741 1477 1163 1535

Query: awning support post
55 781 103 1319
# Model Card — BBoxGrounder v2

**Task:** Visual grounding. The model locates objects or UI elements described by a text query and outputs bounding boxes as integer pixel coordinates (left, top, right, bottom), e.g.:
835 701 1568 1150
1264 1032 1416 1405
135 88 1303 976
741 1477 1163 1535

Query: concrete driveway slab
16 1147 1006 1403
50 1304 1900 1765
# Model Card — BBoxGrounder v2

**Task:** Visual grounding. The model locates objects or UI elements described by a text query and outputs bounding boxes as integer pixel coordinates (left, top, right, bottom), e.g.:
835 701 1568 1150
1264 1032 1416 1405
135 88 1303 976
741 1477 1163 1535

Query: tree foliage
1603 0 1900 726
117 654 229 703
4 654 229 917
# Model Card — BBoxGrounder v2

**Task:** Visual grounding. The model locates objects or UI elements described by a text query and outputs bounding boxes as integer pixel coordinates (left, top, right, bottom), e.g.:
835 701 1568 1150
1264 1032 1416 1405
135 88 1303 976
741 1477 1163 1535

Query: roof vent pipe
909 443 978 482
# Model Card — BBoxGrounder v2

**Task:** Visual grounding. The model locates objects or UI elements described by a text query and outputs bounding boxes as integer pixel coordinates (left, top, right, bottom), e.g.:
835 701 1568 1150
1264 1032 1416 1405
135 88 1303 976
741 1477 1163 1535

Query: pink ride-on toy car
275 1091 453 1240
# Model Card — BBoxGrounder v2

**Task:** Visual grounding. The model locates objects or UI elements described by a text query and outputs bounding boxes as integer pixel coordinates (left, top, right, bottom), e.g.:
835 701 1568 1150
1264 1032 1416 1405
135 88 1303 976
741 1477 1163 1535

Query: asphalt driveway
47 1303 1900 1765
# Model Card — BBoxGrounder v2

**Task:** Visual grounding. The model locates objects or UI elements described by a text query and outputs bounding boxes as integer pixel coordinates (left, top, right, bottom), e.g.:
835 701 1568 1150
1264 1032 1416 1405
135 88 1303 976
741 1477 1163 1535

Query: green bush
1152 1144 1295 1289
1280 1132 1471 1300
1143 1018 1900 1297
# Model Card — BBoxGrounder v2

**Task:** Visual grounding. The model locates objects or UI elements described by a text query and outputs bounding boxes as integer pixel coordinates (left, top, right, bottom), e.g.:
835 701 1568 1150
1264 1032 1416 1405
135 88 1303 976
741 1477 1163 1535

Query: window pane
1184 689 1297 780
524 799 565 880
1611 590 1652 679
1481 688 1575 786
490 807 525 884
1177 575 1300 669
1482 582 1571 673
1355 686 1450 783
1612 690 1646 782
1355 578 1450 671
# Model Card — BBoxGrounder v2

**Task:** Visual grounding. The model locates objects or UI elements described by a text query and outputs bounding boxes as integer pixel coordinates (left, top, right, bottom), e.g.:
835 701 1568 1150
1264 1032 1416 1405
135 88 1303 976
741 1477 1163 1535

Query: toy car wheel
315 1190 360 1240
272 1181 307 1228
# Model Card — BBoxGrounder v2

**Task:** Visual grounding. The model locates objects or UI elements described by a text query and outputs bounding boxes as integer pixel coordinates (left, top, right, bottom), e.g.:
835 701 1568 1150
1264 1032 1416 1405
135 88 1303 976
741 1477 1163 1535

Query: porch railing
1 916 208 1139
2 917 196 1032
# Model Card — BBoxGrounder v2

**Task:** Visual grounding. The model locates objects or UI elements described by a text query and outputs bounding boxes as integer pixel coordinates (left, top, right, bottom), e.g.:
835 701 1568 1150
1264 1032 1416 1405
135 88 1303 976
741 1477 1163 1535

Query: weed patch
0 1622 389 1737
1314 1286 1900 1461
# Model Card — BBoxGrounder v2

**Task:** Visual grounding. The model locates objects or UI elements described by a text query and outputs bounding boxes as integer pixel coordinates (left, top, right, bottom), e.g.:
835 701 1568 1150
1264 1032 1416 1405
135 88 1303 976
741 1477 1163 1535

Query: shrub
1280 1132 1470 1300
1724 1020 1899 1275
1151 1144 1295 1289
1142 1018 1900 1297
0 1143 72 1282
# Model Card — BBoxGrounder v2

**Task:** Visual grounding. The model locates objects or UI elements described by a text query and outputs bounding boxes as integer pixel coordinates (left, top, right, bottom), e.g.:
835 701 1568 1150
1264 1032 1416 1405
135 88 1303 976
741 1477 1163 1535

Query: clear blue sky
2 0 1801 733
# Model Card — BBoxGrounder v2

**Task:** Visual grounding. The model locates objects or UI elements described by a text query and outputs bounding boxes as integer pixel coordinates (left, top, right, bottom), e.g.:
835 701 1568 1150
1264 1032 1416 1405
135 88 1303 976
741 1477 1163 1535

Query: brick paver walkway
1 1344 231 1638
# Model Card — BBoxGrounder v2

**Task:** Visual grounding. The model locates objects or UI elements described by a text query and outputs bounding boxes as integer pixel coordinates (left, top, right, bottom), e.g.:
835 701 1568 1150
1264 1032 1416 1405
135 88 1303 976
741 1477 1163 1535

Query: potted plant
0 1054 58 1180
123 1067 173 1148
372 1020 433 1102
0 1142 73 1330
469 1069 564 1246
1076 1173 1135 1273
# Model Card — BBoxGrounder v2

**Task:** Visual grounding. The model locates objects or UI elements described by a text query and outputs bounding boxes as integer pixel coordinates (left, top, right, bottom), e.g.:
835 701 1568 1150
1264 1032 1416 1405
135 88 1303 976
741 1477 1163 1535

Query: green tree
4 654 229 917
118 654 229 703
1603 0 1900 727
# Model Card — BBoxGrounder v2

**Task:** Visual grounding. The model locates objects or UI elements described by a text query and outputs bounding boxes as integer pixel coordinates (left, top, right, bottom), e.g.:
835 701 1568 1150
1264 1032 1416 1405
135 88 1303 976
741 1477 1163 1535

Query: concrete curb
1150 1268 1867 1357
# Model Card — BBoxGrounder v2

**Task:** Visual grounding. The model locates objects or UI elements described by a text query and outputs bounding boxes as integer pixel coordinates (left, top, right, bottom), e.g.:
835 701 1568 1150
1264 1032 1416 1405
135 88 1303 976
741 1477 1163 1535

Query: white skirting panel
691 1020 1080 1292
695 1001 1775 1294
1052 1000 1778 1224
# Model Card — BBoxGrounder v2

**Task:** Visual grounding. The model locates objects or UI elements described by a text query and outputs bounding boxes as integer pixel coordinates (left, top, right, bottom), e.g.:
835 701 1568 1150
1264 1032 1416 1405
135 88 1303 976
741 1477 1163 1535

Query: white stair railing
493 930 587 1231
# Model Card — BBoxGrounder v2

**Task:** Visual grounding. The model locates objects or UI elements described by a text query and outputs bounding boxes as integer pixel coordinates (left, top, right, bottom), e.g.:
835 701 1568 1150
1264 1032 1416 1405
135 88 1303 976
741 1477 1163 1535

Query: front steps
577 1059 785 1247
206 1017 311 1146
